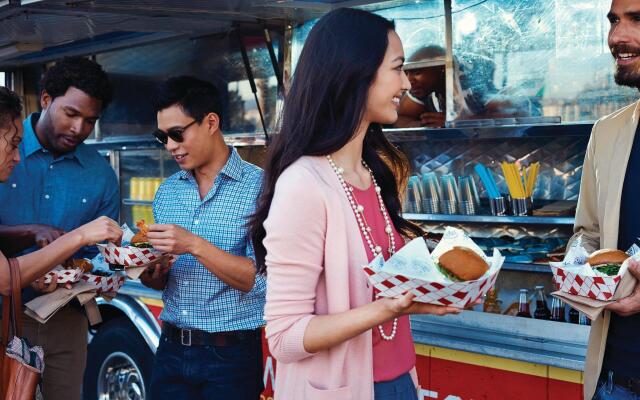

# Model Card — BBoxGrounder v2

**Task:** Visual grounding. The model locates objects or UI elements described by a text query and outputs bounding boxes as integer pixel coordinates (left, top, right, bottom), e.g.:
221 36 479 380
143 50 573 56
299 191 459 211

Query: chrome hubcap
97 351 145 400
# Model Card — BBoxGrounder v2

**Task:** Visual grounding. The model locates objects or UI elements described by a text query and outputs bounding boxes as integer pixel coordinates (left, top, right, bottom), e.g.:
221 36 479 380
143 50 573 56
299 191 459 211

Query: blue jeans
374 372 418 400
149 333 263 400
594 374 640 400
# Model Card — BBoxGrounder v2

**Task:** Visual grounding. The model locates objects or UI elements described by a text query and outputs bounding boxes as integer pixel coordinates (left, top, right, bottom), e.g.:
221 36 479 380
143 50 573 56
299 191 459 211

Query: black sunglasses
153 120 198 144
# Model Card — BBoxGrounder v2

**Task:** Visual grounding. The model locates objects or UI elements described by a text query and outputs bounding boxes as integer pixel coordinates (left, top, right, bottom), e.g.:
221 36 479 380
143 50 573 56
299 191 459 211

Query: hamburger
588 249 628 276
131 219 152 248
436 246 489 281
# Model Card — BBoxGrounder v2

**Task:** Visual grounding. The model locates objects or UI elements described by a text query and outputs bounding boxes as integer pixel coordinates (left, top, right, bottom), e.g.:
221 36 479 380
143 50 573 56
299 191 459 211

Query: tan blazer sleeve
570 120 600 253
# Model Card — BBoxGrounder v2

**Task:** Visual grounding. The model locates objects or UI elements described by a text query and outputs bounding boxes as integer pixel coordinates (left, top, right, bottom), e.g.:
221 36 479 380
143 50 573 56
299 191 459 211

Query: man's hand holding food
146 223 200 255
139 259 172 291
137 223 193 291
605 259 640 317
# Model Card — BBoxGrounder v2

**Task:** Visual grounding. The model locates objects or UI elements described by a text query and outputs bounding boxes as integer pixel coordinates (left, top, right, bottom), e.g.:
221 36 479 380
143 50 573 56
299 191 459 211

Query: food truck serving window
450 0 636 124
292 0 637 126
95 31 283 138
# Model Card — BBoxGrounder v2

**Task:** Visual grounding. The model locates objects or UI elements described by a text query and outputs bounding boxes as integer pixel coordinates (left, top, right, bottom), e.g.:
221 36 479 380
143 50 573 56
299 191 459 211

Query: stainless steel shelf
383 122 593 143
122 199 153 206
411 312 588 371
502 262 551 273
404 213 575 226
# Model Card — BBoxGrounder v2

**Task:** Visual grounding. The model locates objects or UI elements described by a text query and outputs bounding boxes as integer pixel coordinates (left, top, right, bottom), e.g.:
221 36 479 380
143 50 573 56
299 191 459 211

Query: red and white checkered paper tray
43 266 83 284
363 227 504 308
81 273 125 295
97 243 165 267
550 237 639 301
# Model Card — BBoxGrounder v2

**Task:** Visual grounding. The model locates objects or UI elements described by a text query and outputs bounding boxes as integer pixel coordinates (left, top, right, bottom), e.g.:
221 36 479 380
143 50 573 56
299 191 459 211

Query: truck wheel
83 317 154 400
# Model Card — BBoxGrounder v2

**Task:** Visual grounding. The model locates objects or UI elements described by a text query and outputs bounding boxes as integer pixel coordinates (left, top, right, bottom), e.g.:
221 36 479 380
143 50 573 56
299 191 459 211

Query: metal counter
411 311 589 371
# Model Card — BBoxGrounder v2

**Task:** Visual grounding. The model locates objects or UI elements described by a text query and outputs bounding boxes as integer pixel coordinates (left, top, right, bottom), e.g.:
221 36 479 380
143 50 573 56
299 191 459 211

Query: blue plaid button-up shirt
153 147 265 332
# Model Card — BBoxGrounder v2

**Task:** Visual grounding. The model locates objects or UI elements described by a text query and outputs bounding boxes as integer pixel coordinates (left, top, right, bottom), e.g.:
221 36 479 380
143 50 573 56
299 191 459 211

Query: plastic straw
474 164 500 199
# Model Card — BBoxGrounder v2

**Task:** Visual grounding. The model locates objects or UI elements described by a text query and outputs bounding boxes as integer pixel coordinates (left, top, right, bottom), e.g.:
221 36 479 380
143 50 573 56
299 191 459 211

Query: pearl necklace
327 155 398 341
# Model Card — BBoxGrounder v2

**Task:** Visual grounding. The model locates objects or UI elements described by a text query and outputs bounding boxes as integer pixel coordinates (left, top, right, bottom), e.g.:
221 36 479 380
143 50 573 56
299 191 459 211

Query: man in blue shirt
139 76 265 399
0 57 117 400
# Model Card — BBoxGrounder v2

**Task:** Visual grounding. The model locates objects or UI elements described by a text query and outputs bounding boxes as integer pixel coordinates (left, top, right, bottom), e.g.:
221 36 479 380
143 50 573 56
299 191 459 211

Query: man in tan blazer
572 1 640 398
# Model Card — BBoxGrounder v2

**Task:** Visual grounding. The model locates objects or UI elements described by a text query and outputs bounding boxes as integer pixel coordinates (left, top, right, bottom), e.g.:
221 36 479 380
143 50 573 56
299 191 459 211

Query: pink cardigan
264 156 414 400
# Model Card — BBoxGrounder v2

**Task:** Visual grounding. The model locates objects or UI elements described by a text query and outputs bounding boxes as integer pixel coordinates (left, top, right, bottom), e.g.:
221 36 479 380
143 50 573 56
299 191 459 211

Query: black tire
83 317 154 400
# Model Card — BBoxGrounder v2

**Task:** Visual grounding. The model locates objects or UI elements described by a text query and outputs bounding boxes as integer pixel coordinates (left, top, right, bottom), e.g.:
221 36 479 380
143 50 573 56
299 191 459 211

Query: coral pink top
351 184 416 382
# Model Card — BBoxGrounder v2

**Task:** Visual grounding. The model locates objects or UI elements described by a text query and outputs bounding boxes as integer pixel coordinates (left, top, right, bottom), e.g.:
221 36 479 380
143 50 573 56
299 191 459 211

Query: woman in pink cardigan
250 8 461 400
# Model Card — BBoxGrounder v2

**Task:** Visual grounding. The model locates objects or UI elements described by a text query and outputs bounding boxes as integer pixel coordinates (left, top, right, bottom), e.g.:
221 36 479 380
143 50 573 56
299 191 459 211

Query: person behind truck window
250 8 461 400
395 46 447 128
569 1 640 399
0 57 118 400
140 76 265 400
0 86 121 296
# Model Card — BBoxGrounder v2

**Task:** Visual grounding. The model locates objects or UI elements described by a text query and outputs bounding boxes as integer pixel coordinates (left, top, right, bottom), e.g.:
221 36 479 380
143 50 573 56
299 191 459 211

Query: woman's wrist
377 296 401 320
70 228 89 247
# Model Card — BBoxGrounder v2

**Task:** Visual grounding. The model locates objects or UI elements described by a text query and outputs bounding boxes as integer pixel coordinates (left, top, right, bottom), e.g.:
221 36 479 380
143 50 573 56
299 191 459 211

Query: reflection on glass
451 0 637 123
96 31 282 137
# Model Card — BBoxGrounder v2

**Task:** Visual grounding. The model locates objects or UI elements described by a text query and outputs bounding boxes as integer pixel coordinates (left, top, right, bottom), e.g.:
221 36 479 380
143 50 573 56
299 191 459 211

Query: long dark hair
250 8 422 273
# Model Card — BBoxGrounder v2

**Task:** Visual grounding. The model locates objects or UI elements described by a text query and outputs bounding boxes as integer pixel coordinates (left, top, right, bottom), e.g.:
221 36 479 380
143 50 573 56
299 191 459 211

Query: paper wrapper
81 273 125 295
24 281 97 324
551 237 640 320
97 243 165 267
550 237 639 301
118 254 176 280
363 227 504 308
43 266 83 284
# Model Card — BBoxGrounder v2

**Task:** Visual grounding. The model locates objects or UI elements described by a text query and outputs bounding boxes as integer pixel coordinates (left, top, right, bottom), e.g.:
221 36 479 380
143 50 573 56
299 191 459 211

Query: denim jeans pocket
206 342 257 363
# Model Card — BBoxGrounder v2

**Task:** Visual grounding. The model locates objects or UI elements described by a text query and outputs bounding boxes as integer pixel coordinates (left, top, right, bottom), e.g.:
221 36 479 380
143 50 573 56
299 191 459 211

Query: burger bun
588 249 629 266
438 246 489 281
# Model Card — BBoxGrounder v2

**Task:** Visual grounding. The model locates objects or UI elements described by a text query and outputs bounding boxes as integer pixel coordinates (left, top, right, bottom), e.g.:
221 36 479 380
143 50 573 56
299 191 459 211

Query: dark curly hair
40 57 112 110
0 86 22 133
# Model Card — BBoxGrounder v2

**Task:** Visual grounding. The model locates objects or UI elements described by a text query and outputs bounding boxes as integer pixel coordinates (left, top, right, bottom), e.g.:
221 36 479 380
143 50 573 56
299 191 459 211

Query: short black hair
0 86 22 131
152 76 223 125
40 57 112 110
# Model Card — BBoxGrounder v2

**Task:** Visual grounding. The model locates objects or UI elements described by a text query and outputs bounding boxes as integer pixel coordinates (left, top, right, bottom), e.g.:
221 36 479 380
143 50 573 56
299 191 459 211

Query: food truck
0 0 633 399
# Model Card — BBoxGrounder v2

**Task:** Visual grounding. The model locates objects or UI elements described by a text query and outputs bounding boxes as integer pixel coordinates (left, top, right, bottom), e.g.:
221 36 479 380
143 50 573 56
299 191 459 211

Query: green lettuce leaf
593 263 621 276
435 262 462 282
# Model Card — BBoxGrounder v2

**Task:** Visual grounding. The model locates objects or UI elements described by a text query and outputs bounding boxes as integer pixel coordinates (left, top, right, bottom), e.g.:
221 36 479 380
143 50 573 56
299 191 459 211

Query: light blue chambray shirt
0 113 119 259
153 147 266 333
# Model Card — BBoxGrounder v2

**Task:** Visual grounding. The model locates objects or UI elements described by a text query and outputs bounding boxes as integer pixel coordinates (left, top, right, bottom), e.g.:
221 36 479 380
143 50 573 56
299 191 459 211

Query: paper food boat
97 243 165 267
81 273 125 295
363 227 504 308
43 266 83 284
550 237 639 301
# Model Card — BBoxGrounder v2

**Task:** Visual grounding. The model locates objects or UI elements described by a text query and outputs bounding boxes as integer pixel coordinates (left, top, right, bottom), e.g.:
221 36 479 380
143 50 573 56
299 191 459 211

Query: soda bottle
569 307 580 324
579 312 591 326
516 289 532 318
550 297 566 322
533 285 551 320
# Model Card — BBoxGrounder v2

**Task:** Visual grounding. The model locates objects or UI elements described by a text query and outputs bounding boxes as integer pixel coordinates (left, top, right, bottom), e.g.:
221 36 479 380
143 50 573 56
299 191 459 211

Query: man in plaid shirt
139 76 265 400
